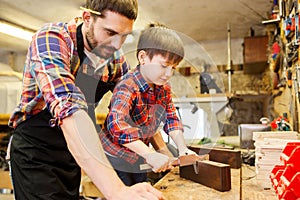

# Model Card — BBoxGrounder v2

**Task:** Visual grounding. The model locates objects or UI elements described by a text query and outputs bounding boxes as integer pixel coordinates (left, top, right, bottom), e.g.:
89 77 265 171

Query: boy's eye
162 65 176 70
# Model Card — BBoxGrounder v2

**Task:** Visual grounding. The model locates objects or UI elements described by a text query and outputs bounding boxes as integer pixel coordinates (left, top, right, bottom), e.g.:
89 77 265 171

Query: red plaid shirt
8 18 130 128
100 66 183 164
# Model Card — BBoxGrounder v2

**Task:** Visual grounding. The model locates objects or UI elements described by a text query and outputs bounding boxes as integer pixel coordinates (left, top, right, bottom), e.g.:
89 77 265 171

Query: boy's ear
137 50 146 65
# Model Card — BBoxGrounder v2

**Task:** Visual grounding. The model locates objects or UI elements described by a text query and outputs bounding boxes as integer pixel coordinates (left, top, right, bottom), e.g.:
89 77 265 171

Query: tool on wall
287 68 293 88
225 23 233 94
296 64 300 98
295 0 299 44
292 75 299 131
294 64 300 131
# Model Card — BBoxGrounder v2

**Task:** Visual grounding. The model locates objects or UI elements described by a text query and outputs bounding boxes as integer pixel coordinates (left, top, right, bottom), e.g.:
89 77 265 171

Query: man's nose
110 35 125 50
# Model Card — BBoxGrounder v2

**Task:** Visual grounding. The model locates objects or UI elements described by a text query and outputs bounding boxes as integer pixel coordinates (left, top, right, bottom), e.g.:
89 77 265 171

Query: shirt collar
132 66 150 93
68 17 83 50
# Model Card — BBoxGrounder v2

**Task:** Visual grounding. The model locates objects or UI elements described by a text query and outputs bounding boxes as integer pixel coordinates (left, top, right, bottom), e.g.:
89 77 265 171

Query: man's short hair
85 0 138 20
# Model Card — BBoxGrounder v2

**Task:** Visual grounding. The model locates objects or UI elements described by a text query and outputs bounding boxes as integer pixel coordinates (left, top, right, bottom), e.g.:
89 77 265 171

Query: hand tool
139 154 209 171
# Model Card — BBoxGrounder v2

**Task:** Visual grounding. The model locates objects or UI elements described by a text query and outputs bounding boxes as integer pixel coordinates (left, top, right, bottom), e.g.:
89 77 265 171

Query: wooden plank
188 145 241 169
0 171 13 190
96 113 107 125
179 160 231 192
0 114 10 125
252 131 299 141
80 171 104 198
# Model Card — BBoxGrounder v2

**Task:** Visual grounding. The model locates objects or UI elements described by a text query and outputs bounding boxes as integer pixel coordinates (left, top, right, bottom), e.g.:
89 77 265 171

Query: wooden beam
188 145 241 169
180 160 231 192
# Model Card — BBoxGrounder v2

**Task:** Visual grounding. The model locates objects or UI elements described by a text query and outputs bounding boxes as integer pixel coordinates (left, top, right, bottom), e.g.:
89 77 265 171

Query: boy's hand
157 146 175 157
144 151 170 172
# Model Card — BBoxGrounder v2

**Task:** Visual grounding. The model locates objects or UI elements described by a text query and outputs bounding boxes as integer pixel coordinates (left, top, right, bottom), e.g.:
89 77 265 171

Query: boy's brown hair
137 26 185 65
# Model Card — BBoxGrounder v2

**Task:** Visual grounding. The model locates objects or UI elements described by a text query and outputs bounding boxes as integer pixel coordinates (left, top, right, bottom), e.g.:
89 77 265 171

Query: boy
100 26 196 186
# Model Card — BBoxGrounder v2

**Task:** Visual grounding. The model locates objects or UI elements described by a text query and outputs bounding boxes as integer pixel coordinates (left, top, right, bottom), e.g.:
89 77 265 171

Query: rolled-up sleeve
31 25 87 124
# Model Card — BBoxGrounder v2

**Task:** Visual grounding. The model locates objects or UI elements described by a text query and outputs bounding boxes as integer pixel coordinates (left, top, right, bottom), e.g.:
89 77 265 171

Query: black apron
10 109 81 200
75 23 116 131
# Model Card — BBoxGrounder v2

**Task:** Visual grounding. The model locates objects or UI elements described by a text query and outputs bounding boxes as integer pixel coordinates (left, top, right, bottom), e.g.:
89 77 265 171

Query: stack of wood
252 131 299 189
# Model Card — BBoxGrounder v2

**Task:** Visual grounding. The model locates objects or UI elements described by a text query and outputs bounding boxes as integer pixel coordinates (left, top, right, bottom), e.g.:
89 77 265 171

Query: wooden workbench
154 165 277 200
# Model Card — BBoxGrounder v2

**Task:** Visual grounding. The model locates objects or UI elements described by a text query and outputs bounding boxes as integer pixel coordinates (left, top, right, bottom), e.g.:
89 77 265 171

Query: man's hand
111 182 165 200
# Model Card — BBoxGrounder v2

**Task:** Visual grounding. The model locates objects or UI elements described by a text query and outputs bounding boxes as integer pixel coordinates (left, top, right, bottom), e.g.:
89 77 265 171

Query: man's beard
91 43 117 59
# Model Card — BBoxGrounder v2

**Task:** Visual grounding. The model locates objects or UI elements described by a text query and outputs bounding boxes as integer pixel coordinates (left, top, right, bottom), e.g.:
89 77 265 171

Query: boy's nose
165 66 173 77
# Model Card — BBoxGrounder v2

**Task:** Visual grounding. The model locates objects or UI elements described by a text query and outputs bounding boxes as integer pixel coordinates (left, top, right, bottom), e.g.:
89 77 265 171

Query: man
8 0 164 199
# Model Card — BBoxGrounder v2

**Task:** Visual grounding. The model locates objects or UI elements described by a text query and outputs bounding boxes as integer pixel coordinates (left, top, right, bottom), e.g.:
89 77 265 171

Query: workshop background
1 0 300 200
0 0 281 136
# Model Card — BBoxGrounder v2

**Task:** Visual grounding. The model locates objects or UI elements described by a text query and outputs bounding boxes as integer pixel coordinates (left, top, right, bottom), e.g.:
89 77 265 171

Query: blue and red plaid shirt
100 66 183 164
8 18 130 128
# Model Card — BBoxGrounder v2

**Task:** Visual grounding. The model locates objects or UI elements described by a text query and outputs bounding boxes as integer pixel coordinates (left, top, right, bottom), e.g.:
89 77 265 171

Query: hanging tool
295 0 299 45
292 75 299 131
296 64 300 99
287 68 293 88
225 23 233 94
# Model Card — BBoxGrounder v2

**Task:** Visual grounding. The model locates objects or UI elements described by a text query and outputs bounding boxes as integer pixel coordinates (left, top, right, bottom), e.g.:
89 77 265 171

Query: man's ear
82 11 91 26
137 50 146 65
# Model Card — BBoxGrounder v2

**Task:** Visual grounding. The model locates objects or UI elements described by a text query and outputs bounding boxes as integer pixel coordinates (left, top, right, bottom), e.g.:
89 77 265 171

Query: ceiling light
0 20 35 41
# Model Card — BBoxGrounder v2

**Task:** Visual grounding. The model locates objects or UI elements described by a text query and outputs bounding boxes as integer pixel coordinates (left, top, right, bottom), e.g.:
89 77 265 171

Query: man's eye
162 65 168 68
107 31 116 36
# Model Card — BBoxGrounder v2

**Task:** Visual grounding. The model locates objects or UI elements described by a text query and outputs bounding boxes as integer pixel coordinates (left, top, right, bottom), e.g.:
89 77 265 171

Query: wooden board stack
252 131 299 189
